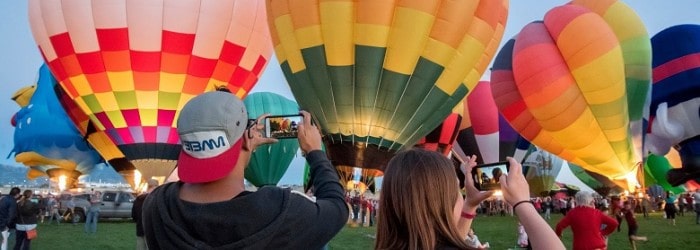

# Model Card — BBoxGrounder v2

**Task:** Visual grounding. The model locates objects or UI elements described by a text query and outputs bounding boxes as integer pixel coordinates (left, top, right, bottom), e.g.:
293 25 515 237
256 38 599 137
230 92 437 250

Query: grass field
5 212 699 249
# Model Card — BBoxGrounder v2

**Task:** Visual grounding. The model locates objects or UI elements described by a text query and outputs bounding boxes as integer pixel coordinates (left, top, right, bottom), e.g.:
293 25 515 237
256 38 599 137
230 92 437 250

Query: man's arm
288 150 348 248
555 215 570 237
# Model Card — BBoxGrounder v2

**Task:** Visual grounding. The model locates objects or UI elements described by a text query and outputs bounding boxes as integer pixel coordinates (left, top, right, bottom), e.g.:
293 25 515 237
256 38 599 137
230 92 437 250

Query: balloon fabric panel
268 0 508 170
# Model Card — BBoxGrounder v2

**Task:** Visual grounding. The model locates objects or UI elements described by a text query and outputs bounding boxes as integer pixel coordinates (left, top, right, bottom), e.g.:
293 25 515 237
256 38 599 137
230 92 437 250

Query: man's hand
243 114 278 151
297 110 322 154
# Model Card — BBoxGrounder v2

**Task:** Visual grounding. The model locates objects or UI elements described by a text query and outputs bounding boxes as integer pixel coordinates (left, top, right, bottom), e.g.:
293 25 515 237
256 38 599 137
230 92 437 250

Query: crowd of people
2 89 700 250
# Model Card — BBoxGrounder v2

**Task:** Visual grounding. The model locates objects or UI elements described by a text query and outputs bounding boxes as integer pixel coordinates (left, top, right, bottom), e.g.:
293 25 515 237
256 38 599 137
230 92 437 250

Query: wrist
460 211 476 219
513 200 535 215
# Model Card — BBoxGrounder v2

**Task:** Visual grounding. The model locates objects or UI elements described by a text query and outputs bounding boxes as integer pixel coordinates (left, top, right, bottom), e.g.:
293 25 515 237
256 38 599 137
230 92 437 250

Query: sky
0 1 698 188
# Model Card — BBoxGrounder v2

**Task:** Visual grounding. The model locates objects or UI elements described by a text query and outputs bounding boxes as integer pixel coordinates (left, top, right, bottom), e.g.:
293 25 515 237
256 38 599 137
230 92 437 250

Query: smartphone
471 161 510 191
264 114 302 139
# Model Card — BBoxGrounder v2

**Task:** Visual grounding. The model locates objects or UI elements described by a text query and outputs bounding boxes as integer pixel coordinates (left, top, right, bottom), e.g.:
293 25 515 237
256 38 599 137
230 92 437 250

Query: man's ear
241 132 252 152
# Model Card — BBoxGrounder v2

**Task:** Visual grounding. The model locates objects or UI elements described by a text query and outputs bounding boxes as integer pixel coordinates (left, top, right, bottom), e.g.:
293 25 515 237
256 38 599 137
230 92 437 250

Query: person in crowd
664 192 677 226
35 196 44 224
622 201 647 250
375 150 564 249
610 196 623 232
133 179 159 250
85 191 101 234
14 190 39 250
684 193 694 216
0 187 20 250
678 194 686 216
641 194 651 219
543 197 553 220
555 191 619 250
693 190 700 225
142 91 347 249
45 195 60 225
466 228 489 249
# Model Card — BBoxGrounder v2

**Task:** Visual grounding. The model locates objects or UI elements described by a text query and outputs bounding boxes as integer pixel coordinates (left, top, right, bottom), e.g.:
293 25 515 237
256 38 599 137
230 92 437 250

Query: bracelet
512 200 534 211
460 211 476 219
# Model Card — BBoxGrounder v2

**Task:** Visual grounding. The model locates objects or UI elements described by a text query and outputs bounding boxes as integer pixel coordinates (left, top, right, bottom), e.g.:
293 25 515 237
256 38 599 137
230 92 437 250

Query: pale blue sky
1 1 698 186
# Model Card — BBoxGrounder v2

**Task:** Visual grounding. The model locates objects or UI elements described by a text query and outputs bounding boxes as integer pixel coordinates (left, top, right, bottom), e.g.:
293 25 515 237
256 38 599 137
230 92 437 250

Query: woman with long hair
375 149 564 249
15 190 39 250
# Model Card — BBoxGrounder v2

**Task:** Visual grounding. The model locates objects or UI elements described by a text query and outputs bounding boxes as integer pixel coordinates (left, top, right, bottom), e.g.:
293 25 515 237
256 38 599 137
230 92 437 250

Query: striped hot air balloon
492 4 638 190
29 0 273 181
415 113 461 156
267 0 508 171
456 81 530 165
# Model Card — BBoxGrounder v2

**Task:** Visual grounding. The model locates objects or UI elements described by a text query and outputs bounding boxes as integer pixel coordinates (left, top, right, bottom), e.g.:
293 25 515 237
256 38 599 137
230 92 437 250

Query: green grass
5 212 699 249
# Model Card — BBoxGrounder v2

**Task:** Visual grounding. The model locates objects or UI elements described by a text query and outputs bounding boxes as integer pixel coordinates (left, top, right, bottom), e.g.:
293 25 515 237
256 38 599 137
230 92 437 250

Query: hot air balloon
29 0 273 181
644 154 685 194
336 166 381 194
522 148 563 196
492 5 638 190
10 65 102 189
646 24 700 186
267 0 508 171
455 81 530 165
243 92 300 187
415 113 461 156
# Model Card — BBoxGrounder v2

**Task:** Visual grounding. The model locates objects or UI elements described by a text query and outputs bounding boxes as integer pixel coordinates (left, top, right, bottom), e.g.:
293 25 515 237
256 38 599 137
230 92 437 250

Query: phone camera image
472 162 510 191
265 115 302 139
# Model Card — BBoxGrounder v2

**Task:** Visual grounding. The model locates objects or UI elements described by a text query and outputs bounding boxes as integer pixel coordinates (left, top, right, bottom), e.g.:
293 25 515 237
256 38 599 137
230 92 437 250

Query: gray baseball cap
176 91 247 183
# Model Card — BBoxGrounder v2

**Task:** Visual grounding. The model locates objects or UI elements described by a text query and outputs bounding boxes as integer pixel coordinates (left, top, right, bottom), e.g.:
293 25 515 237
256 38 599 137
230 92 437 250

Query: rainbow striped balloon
29 0 272 180
492 5 636 189
267 0 508 170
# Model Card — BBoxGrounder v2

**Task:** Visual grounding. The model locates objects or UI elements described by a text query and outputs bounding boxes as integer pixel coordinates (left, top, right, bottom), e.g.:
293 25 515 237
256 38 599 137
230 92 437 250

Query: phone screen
472 161 510 191
264 114 302 139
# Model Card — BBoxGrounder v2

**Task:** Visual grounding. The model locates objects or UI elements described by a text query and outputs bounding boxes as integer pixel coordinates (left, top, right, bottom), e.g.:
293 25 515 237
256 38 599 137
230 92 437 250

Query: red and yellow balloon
492 3 645 190
29 0 273 181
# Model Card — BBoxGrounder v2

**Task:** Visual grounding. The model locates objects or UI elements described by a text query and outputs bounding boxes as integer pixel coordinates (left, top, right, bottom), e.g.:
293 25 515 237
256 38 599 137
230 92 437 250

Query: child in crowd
622 201 648 250
466 228 490 249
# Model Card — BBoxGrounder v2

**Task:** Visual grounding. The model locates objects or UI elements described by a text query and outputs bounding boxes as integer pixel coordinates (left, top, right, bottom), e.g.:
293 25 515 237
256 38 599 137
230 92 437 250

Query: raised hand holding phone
297 111 322 155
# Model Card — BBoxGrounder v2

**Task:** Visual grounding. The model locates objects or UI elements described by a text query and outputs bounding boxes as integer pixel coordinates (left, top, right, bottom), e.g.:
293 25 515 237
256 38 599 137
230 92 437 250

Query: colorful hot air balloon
455 81 530 165
243 92 300 187
415 113 461 156
29 0 273 181
267 0 508 171
644 154 686 194
522 148 563 196
646 24 700 186
10 65 102 189
492 5 638 190
336 166 381 194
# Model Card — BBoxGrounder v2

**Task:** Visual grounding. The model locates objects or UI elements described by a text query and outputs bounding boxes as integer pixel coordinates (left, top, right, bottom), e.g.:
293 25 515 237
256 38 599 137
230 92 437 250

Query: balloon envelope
29 0 273 180
243 92 300 187
11 65 102 188
522 149 563 196
492 6 636 189
415 113 461 156
646 24 700 186
267 0 508 170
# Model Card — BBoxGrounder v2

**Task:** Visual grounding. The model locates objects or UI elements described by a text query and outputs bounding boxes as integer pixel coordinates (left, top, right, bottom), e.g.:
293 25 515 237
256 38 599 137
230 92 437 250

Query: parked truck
60 190 135 222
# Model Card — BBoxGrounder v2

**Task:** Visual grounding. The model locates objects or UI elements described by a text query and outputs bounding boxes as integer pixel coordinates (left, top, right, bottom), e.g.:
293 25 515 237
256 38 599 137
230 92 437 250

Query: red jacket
555 206 618 250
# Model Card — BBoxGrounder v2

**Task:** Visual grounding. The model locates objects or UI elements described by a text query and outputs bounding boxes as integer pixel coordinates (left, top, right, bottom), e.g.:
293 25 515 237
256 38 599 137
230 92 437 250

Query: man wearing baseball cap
142 91 348 249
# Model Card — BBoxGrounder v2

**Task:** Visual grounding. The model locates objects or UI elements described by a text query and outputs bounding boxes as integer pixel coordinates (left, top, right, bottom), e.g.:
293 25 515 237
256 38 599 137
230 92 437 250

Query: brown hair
375 149 473 250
